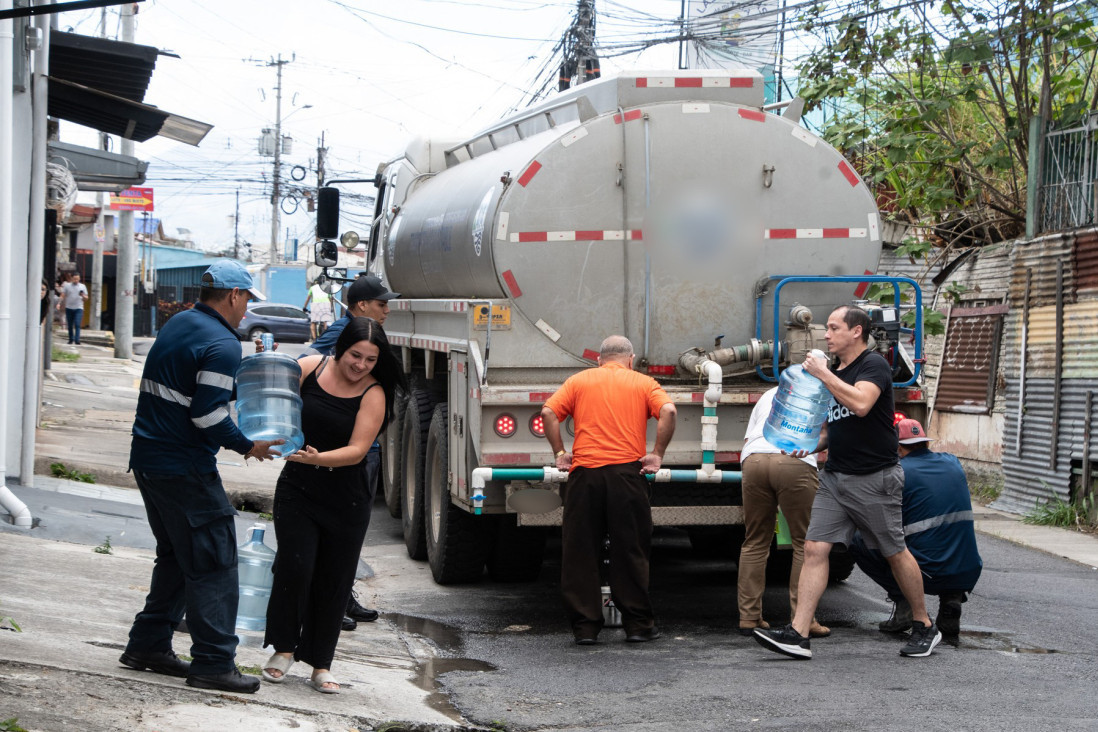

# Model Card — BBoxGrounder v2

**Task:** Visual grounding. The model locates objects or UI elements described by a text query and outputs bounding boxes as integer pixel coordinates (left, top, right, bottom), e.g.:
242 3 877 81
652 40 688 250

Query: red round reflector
494 413 517 437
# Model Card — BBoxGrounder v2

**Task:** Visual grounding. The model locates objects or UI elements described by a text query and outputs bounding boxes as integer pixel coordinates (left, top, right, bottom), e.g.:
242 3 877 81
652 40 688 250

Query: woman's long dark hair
335 317 407 433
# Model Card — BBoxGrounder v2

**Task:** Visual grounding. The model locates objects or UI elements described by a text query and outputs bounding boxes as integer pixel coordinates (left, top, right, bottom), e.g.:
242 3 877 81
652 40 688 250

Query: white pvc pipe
698 359 723 475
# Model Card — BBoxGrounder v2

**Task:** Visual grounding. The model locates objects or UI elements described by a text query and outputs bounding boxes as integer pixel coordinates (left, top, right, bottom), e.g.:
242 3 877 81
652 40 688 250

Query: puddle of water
949 630 1058 654
414 657 496 721
386 612 464 653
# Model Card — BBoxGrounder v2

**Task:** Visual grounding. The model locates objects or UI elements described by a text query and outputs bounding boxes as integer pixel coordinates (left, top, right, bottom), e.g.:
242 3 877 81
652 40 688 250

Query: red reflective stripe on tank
729 77 754 88
613 109 643 124
853 269 874 298
822 228 850 238
838 160 859 186
518 231 548 242
456 362 464 373
529 392 554 402
630 229 643 240
636 77 648 88
716 451 741 463
575 230 604 240
692 393 705 402
502 269 523 298
518 160 542 187
582 349 599 361
482 453 532 465
738 109 766 122
768 229 797 239
676 78 703 87
748 392 763 404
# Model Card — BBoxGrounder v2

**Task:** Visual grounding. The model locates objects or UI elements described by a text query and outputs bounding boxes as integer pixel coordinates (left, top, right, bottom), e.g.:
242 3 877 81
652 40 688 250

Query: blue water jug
236 523 276 632
763 349 832 454
235 344 304 458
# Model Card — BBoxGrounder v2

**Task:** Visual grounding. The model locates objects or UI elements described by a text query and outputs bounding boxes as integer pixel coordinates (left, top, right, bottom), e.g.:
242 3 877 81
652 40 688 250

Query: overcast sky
56 0 708 257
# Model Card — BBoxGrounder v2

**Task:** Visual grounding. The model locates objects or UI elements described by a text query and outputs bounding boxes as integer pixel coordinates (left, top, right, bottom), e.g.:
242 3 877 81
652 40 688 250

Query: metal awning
47 140 148 192
48 30 212 146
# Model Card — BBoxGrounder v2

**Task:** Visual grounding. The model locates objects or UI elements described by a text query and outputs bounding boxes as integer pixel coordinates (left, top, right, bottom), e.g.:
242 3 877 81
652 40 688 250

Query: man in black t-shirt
755 305 942 660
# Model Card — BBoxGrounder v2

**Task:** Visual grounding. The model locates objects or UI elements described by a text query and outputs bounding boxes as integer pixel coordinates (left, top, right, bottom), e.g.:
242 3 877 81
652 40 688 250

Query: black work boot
879 596 913 633
936 591 965 636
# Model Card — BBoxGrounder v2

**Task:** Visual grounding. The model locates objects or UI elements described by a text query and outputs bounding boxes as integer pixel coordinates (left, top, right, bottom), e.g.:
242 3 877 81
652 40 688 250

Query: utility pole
560 0 599 90
268 54 292 267
114 2 136 359
90 6 107 330
234 188 240 260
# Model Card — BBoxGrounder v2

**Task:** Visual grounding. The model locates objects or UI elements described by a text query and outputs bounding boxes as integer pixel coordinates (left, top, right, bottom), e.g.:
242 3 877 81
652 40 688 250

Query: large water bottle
235 338 304 458
763 349 832 453
236 523 276 632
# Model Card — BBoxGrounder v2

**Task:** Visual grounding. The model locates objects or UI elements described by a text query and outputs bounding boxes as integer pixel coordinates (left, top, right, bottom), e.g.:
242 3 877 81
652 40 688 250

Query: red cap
896 418 933 445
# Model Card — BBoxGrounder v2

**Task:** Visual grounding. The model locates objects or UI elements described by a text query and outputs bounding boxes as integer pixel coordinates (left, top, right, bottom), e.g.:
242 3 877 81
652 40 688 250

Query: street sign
110 187 154 212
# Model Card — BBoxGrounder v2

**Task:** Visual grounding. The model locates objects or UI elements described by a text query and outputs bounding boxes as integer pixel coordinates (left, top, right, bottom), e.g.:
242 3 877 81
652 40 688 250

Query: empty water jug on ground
236 523 276 632
763 349 832 454
235 343 304 458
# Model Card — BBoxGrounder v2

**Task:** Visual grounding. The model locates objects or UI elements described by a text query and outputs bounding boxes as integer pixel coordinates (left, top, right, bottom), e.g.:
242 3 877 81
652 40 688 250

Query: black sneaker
900 621 942 657
879 596 913 633
347 594 379 622
753 624 811 660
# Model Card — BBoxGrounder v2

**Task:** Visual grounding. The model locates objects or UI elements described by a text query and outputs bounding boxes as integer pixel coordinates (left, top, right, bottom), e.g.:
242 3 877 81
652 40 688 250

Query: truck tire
761 543 856 585
381 385 408 518
425 404 488 584
485 516 547 583
401 385 436 560
687 525 745 559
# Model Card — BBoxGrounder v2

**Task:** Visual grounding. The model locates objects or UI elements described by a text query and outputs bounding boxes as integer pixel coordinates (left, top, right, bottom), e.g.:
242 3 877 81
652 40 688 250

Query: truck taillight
893 411 907 425
494 414 517 437
530 414 545 437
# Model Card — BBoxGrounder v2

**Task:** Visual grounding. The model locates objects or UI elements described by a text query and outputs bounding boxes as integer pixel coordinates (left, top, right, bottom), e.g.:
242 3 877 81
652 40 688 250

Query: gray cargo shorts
805 463 906 557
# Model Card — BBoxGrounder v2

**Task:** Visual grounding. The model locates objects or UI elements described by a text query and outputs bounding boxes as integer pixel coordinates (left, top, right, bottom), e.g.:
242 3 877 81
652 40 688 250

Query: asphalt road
365 507 1098 732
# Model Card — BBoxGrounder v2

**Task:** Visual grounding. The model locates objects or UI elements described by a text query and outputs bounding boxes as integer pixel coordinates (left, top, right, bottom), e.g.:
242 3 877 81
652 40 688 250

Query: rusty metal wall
1075 230 1098 293
997 379 1098 514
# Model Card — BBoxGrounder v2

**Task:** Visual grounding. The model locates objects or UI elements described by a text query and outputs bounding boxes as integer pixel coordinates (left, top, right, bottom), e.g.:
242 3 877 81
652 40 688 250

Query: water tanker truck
315 69 924 585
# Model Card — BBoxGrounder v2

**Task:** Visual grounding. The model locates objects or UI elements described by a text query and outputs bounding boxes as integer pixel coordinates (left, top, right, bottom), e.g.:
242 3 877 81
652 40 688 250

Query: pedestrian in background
120 260 283 694
301 273 401 628
58 271 88 344
850 418 982 637
737 386 830 639
754 305 942 660
541 335 676 645
303 279 334 341
261 317 405 694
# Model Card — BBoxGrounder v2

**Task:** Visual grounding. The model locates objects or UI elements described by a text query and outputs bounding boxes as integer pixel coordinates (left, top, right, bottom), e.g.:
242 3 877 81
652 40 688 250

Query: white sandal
307 670 340 694
261 652 294 683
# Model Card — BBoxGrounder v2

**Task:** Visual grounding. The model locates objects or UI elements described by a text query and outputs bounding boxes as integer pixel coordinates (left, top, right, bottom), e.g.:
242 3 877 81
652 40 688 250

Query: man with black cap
301 273 400 628
122 259 284 693
849 418 983 637
307 274 399 356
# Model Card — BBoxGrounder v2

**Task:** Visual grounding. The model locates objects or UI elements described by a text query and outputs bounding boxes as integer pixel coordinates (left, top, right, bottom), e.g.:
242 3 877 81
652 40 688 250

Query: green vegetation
0 718 28 732
51 347 79 363
1023 493 1095 530
93 536 113 555
1 604 22 633
257 512 273 521
237 663 262 675
969 474 1003 505
50 462 96 483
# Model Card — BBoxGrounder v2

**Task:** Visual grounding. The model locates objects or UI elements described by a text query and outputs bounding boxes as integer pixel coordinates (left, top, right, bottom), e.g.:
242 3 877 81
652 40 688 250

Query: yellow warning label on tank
473 304 511 330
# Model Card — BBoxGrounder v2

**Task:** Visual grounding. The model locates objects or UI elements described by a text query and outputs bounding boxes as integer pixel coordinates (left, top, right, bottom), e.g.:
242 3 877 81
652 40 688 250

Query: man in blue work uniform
850 418 983 637
303 274 399 628
121 260 283 694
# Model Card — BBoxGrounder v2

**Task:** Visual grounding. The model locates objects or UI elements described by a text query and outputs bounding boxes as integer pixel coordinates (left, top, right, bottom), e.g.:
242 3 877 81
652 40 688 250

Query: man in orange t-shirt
542 335 676 645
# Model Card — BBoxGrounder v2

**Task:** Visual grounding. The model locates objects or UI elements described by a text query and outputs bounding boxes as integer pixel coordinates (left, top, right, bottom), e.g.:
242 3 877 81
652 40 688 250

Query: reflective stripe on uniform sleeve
192 406 231 429
196 370 235 391
903 510 975 537
141 379 192 406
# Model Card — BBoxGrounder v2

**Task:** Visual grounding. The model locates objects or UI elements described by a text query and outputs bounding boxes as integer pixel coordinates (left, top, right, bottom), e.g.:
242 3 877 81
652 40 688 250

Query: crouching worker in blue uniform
850 418 983 637
120 260 284 693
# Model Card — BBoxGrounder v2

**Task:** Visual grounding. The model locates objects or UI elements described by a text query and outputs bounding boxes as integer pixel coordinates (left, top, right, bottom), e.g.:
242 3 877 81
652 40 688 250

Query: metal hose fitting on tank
677 338 781 374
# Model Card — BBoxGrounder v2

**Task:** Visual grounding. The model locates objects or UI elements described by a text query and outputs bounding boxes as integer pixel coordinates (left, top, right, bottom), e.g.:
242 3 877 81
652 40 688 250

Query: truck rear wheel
381 386 408 518
687 525 745 559
425 404 488 584
401 384 436 560
486 516 547 583
762 543 856 585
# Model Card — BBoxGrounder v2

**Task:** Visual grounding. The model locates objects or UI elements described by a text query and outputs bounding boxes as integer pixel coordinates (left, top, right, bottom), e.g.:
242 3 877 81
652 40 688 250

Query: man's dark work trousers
561 462 655 638
125 469 240 676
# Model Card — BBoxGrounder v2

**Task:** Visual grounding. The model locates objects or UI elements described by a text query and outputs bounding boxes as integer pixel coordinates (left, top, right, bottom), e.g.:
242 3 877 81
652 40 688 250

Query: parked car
235 302 312 343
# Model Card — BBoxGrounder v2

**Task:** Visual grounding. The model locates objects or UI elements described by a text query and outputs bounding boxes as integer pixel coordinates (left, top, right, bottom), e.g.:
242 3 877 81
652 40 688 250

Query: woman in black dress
261 317 404 693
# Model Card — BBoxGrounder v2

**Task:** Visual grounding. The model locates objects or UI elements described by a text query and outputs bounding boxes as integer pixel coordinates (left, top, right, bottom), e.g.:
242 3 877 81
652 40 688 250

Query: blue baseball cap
201 259 265 301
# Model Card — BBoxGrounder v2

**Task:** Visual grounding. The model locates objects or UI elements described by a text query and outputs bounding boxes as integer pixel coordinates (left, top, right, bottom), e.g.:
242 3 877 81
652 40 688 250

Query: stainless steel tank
383 71 881 367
